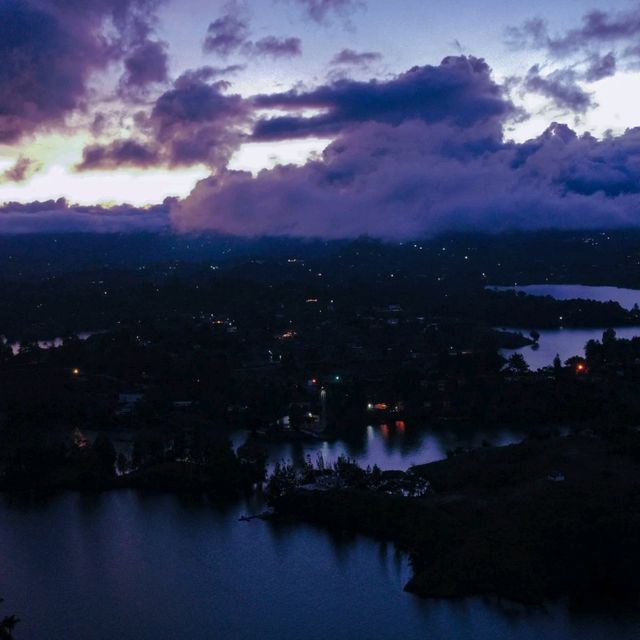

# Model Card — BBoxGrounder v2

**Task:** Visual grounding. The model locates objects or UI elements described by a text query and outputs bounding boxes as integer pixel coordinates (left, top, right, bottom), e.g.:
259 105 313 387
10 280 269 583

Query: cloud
253 56 514 140
77 70 250 171
203 14 249 57
176 65 246 84
1 157 41 183
76 139 160 170
171 120 640 239
508 9 640 58
149 73 249 168
506 7 640 77
202 7 301 60
120 40 169 89
524 65 594 113
0 199 170 234
169 56 640 239
330 49 382 67
0 0 163 143
584 51 617 82
282 0 364 24
251 36 302 58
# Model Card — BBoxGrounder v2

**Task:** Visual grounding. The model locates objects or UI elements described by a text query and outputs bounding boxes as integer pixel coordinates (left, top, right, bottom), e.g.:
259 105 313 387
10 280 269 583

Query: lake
5 283 640 638
489 284 640 310
232 422 530 472
490 284 640 369
2 420 640 639
3 490 640 640
500 326 640 370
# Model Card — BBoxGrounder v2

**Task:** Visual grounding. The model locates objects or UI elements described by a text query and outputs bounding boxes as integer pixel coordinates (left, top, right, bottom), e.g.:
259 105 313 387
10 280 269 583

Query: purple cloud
252 56 514 140
0 0 163 143
524 65 594 113
77 70 250 171
150 75 249 168
283 0 364 24
175 65 246 85
0 199 170 234
585 52 617 82
168 56 640 240
1 157 41 183
203 14 249 56
507 7 640 72
330 49 382 66
121 40 169 89
171 118 640 239
251 36 302 59
77 140 160 171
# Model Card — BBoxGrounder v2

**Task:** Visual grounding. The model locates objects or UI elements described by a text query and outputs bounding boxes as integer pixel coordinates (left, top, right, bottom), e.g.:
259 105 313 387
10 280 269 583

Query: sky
3 0 640 236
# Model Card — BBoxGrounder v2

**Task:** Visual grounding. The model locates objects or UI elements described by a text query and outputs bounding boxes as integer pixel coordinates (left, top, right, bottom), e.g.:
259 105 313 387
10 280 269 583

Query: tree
553 353 562 373
602 327 617 346
506 352 530 374
92 435 116 475
529 329 540 343
0 341 12 365
0 600 18 639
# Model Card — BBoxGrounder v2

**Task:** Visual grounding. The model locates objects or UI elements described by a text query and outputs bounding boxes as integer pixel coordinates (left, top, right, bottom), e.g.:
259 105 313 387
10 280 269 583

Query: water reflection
239 421 528 472
1 489 639 638
500 326 640 370
490 284 640 310
487 283 640 369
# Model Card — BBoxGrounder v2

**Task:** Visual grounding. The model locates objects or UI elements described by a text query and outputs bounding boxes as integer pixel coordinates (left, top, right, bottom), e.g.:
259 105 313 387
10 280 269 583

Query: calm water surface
500 326 640 370
490 284 640 369
232 422 529 472
4 284 640 638
2 491 640 640
489 284 640 310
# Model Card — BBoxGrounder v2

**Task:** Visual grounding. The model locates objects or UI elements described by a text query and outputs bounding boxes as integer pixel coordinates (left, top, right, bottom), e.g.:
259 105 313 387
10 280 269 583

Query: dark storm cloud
0 0 163 143
524 65 595 113
253 56 514 140
251 36 302 58
330 49 382 66
0 199 170 233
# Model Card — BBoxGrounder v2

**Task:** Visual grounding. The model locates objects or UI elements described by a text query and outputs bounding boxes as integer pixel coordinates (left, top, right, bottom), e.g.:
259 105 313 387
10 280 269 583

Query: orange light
373 403 388 411
72 368 80 376
395 420 406 431
380 424 389 439
576 363 585 372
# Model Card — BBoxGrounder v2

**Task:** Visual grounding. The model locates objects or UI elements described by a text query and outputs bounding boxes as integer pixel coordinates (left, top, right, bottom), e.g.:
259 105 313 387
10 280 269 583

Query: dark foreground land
270 429 640 605
4 230 640 611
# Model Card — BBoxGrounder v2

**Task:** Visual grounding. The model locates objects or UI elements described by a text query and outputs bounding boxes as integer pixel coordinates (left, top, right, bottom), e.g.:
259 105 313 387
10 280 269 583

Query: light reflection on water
489 284 640 369
0 491 638 640
233 421 528 472
500 326 640 371
490 284 640 310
